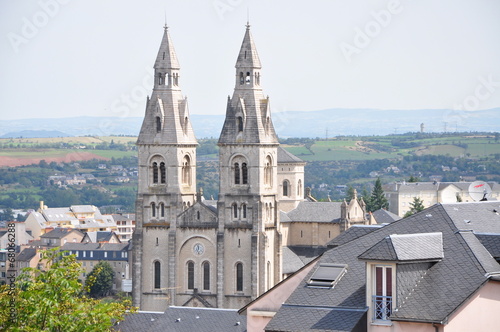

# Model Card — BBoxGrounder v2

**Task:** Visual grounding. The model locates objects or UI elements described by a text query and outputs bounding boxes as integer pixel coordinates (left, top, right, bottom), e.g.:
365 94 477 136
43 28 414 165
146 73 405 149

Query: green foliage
361 188 372 210
0 249 135 331
0 208 14 221
368 178 388 212
408 176 419 182
404 197 425 217
86 261 114 298
345 186 355 201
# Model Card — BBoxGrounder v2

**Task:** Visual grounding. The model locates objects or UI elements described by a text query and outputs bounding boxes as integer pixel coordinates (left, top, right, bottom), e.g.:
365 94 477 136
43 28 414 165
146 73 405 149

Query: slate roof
85 231 119 243
287 246 330 265
475 233 500 259
265 306 366 332
41 228 83 239
358 233 444 262
277 147 305 164
441 201 500 233
282 247 306 274
114 307 246 332
61 242 128 251
371 209 401 224
71 205 97 213
17 248 37 262
285 202 342 223
327 225 382 248
266 202 500 330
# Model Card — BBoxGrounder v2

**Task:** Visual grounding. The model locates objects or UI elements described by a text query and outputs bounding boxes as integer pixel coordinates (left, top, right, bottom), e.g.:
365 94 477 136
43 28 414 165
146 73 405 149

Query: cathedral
132 24 373 312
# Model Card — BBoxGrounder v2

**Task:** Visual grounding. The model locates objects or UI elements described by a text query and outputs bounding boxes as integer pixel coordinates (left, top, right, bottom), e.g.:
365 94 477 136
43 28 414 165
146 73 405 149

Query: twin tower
132 24 304 311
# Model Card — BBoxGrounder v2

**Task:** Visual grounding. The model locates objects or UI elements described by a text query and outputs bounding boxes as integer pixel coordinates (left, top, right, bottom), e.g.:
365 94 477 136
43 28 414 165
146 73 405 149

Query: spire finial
164 11 168 30
246 7 250 30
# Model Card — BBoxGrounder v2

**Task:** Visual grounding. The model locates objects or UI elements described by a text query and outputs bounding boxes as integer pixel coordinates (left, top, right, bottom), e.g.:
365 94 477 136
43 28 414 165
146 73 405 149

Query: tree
369 178 388 212
404 197 425 217
86 261 114 298
0 208 14 221
408 176 419 183
345 186 356 201
0 249 135 331
361 188 372 211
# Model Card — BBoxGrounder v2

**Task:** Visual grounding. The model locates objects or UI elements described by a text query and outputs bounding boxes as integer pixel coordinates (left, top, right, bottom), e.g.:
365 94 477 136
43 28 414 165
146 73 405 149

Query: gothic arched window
182 155 191 185
239 72 244 85
236 263 243 292
242 204 247 219
152 162 158 184
151 202 156 218
158 73 163 85
187 261 194 290
242 163 248 184
160 162 166 184
154 261 161 289
156 117 161 133
283 180 290 197
234 163 240 185
203 261 210 291
160 203 165 218
232 203 238 219
245 72 251 84
298 179 302 197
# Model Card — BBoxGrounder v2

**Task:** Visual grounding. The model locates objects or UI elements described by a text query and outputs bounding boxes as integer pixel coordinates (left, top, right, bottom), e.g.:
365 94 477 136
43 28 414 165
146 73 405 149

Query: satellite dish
468 181 492 201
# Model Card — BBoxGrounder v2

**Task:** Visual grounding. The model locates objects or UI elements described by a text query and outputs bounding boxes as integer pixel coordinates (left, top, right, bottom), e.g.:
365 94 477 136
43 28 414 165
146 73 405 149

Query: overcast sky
1 0 499 121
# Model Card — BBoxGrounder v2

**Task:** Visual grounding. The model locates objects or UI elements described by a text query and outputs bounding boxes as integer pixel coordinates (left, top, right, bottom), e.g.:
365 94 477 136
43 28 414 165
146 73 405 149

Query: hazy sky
1 0 500 121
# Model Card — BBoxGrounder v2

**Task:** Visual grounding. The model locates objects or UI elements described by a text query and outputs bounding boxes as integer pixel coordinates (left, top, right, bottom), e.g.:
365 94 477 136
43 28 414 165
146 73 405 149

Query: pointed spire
155 26 180 70
235 24 261 69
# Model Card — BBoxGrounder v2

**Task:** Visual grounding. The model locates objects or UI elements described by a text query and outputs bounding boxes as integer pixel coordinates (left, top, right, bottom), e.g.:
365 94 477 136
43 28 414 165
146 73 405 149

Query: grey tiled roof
282 247 306 274
17 248 37 262
265 306 366 332
475 233 500 258
114 307 246 332
277 147 304 164
267 202 500 330
327 225 382 248
285 202 341 223
41 228 83 239
371 209 401 224
390 232 443 261
287 246 329 265
442 201 500 233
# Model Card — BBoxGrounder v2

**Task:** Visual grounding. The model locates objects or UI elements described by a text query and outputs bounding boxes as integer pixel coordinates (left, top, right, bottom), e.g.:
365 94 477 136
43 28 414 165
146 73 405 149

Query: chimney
39 201 45 211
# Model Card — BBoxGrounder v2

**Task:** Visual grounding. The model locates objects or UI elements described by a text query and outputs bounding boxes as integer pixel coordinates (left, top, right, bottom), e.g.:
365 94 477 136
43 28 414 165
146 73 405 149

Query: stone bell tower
133 25 197 311
216 23 282 308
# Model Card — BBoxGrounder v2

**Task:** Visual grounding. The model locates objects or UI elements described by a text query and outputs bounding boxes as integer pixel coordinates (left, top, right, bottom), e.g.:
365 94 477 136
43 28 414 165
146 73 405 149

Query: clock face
193 243 205 256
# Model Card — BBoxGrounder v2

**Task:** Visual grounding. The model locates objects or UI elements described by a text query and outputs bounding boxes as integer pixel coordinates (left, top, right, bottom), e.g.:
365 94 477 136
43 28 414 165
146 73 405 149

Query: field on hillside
0 134 499 167
283 135 500 161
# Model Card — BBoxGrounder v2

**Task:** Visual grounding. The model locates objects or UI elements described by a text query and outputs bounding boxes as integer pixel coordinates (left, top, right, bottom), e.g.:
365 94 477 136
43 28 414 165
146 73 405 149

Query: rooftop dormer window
307 263 347 288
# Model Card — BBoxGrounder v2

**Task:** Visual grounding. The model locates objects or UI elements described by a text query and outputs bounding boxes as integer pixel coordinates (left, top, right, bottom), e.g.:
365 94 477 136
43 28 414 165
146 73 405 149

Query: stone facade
133 24 289 311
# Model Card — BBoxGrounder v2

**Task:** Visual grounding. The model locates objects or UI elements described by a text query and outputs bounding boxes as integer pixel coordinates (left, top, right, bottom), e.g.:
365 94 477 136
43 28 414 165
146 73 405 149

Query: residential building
25 202 117 238
241 201 500 331
0 222 33 249
61 242 130 292
82 231 121 244
112 214 135 241
384 181 500 216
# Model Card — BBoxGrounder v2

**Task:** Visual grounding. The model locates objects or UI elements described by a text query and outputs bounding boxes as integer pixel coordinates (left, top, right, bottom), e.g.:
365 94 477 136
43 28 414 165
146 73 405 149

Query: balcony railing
373 295 392 321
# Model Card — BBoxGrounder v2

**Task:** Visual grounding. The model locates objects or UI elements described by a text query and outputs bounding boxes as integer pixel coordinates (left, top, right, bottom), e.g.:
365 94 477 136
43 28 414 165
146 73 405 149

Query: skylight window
308 263 347 288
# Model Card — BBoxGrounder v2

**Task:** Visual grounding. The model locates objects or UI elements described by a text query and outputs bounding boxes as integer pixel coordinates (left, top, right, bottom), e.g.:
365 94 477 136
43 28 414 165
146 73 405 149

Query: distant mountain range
1 108 498 138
